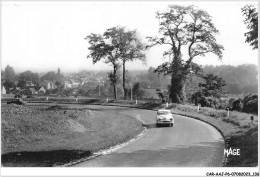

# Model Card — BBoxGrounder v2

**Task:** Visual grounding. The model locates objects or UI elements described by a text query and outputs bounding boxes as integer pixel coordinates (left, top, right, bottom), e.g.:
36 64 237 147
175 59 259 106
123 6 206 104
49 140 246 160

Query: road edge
170 112 228 166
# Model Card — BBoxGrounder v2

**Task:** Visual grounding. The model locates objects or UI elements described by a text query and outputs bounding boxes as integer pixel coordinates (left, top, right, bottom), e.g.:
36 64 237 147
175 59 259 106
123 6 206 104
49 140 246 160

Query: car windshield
158 111 170 115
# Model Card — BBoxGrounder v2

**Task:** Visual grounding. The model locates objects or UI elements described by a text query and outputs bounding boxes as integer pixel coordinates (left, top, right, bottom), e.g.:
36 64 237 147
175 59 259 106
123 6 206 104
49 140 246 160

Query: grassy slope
1 104 143 166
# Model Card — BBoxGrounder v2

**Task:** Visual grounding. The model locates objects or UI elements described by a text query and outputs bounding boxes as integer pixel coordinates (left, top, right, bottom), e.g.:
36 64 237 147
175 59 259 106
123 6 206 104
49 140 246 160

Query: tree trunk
122 61 127 100
113 66 117 99
114 85 117 99
170 73 186 103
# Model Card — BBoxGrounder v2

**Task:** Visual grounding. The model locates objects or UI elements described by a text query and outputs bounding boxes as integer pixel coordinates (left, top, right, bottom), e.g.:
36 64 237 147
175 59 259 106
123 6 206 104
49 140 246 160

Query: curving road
69 105 225 167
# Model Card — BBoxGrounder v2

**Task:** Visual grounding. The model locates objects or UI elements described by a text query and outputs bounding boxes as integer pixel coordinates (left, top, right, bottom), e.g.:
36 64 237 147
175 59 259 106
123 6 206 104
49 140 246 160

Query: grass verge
1 104 143 167
166 104 258 167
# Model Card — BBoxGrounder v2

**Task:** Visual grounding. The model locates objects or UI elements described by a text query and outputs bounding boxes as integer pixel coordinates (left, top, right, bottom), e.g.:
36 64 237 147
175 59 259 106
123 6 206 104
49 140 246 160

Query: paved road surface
72 105 225 167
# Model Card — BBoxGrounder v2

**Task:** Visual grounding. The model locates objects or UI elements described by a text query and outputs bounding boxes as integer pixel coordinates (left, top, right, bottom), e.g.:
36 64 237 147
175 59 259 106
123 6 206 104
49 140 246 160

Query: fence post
251 116 254 125
136 99 138 105
227 108 230 116
46 97 48 101
166 102 169 108
106 97 108 103
197 104 200 112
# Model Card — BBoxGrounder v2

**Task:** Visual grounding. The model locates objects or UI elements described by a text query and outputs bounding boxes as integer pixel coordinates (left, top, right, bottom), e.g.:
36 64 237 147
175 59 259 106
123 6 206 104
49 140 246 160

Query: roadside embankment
1 104 143 167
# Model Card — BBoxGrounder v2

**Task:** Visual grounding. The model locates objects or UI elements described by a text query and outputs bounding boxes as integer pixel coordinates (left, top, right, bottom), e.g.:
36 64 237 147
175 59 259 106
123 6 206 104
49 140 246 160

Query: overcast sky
2 1 258 73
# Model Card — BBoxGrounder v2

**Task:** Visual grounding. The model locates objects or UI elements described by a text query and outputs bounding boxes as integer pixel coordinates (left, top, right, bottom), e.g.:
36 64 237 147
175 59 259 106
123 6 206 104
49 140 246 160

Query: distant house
26 81 34 87
38 87 46 94
70 79 80 88
29 88 37 94
40 80 55 90
1 86 6 94
64 81 72 89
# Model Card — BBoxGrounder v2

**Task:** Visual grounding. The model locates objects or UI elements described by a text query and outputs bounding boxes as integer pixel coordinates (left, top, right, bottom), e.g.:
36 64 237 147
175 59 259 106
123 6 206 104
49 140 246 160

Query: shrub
242 94 258 114
233 99 243 111
198 96 217 108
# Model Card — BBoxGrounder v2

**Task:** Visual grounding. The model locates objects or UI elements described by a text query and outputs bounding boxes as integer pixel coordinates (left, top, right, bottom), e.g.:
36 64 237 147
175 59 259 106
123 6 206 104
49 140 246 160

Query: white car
156 109 174 127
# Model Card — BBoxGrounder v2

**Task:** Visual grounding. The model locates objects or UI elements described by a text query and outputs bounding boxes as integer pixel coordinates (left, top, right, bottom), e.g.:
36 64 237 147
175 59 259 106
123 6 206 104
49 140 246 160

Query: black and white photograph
1 0 259 176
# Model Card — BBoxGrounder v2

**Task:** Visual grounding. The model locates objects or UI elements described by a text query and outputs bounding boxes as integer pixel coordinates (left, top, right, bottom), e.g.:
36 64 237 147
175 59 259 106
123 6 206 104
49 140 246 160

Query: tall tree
112 27 146 100
19 70 40 85
242 5 258 49
4 65 15 82
41 71 56 82
1 69 5 83
147 5 224 103
85 29 122 99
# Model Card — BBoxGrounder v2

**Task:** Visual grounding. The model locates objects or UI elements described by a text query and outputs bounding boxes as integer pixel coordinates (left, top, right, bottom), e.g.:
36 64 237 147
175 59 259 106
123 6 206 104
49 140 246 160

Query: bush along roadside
166 103 258 167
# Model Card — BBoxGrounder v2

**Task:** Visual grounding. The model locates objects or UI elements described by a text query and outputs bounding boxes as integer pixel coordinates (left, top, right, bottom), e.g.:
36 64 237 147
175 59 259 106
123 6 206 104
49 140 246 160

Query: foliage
4 65 16 82
132 82 145 99
228 98 236 107
19 70 40 86
203 64 258 94
198 74 226 98
242 5 258 49
112 27 146 99
242 94 258 114
3 80 15 94
156 88 169 103
136 67 170 89
85 26 146 100
232 99 243 112
85 27 129 99
2 65 16 92
191 74 226 107
185 74 203 102
77 88 89 97
40 71 58 82
23 88 33 95
147 5 223 103
17 80 26 89
108 69 120 86
45 89 52 95
1 69 5 81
